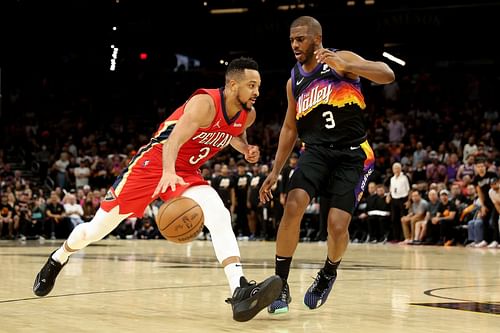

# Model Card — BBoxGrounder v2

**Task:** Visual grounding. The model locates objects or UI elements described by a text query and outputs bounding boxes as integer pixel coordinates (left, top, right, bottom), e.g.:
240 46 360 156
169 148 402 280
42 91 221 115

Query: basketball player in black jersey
259 16 394 313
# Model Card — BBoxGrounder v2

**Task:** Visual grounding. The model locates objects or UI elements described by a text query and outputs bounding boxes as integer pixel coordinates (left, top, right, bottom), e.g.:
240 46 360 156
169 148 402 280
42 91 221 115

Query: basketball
156 196 204 243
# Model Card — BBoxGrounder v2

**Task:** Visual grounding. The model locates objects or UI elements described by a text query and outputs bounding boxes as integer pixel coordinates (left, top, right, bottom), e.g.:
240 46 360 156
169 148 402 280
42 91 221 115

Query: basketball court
1 239 498 332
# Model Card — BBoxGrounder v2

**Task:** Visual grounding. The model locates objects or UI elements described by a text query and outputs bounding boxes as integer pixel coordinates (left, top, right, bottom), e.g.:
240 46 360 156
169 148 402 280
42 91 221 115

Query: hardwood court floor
0 239 498 333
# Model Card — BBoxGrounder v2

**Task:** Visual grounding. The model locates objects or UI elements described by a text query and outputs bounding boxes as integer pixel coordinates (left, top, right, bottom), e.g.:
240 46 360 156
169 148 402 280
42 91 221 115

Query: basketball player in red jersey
33 57 282 322
259 16 395 313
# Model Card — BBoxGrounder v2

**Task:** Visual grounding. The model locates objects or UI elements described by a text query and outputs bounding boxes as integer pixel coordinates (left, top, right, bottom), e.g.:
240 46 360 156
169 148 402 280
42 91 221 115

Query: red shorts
100 146 207 217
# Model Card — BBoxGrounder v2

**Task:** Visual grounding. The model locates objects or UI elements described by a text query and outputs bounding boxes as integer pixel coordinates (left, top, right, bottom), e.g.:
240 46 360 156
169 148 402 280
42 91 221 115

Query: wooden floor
1 239 498 333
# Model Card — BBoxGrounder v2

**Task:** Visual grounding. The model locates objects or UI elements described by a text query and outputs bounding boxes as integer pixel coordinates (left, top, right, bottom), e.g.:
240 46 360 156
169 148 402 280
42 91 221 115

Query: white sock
224 262 244 295
52 242 72 264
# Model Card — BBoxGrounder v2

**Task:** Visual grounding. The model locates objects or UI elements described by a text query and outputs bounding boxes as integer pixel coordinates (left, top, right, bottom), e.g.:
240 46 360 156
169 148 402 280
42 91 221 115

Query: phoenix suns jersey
151 88 248 171
291 52 367 146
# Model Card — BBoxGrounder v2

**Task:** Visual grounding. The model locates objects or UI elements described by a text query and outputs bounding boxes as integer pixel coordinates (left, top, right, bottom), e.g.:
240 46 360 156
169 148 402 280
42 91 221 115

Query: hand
152 171 188 198
245 145 260 163
314 48 348 72
480 205 488 217
259 173 279 203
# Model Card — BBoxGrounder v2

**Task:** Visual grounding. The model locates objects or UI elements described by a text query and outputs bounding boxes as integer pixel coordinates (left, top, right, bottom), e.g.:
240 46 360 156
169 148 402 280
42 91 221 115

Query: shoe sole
233 276 283 322
267 295 292 314
303 289 333 310
268 306 289 314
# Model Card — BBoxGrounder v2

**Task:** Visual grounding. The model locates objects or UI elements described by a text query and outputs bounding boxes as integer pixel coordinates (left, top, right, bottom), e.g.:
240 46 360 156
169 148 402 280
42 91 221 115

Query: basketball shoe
33 251 68 296
303 269 336 309
225 275 282 322
267 280 291 314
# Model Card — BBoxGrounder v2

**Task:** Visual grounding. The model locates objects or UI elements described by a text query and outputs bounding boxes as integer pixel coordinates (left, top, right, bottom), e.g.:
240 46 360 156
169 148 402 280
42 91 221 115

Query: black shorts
288 140 375 214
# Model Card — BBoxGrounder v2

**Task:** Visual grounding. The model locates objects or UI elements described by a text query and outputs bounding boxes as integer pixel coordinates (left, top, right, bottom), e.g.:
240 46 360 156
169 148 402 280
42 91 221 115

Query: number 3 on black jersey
322 110 336 129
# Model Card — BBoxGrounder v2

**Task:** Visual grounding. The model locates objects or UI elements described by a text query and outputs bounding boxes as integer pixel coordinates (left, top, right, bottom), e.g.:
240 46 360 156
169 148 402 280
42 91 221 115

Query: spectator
73 158 91 189
63 194 84 228
445 153 460 184
414 189 440 243
0 194 15 239
365 184 391 243
463 136 478 163
412 141 427 169
430 190 457 245
400 190 428 244
387 114 406 144
426 151 447 183
387 162 411 242
52 152 70 190
472 158 499 247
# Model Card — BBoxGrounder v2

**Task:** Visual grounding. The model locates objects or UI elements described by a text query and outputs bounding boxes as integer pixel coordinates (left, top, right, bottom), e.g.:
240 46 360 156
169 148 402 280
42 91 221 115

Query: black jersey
291 56 367 146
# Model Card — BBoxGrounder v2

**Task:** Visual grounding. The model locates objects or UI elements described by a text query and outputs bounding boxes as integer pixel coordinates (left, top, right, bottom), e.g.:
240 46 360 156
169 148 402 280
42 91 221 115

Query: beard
298 45 316 65
237 93 253 111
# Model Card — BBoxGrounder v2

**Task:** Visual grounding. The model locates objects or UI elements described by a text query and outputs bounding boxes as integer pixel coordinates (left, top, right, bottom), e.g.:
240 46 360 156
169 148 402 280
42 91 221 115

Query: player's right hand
259 173 278 203
152 171 188 198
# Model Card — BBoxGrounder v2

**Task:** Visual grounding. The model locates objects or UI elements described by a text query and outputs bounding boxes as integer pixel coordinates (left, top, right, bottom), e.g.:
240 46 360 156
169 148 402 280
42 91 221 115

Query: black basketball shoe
225 275 282 322
33 251 68 297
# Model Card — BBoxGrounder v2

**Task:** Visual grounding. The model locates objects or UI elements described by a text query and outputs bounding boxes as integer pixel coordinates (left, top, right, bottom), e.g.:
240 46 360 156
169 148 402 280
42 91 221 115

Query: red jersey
101 88 249 217
152 88 248 171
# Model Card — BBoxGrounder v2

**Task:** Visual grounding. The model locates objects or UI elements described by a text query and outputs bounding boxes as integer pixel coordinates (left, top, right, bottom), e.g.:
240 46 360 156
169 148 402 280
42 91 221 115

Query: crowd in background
1 65 499 248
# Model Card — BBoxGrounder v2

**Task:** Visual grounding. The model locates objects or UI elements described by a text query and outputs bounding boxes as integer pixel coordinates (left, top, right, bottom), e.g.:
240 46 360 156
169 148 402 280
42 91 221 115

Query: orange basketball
156 196 204 243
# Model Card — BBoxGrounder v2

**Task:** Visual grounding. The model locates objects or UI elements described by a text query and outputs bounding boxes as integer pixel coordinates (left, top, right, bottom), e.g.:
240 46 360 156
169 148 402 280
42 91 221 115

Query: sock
51 241 75 264
275 255 292 281
224 262 244 295
323 257 341 277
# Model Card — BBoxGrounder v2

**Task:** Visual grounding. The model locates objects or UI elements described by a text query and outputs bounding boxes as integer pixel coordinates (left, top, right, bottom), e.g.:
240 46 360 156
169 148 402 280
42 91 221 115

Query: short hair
236 160 247 168
290 16 322 35
225 57 259 84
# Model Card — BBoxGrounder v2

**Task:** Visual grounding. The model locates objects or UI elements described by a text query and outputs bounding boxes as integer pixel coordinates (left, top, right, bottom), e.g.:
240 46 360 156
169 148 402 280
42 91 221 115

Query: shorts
100 144 207 217
288 140 374 214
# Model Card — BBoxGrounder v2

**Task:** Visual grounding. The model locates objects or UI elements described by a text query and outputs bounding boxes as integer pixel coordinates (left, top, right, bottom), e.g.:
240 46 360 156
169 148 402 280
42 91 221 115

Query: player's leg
304 141 375 309
266 187 309 314
33 147 160 297
183 185 282 322
32 206 132 297
269 147 329 314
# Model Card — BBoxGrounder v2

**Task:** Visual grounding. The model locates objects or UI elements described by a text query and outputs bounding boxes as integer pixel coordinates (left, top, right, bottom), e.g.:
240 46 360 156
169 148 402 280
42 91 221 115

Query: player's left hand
314 48 348 72
152 171 188 198
245 145 260 163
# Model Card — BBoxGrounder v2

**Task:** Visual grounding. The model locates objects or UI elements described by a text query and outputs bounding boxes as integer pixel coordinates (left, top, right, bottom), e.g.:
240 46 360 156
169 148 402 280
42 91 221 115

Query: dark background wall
1 0 499 120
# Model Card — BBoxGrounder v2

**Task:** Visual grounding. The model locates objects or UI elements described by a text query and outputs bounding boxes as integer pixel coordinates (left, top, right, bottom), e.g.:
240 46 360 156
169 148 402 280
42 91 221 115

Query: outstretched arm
152 94 215 196
315 48 395 84
269 79 298 176
259 79 298 203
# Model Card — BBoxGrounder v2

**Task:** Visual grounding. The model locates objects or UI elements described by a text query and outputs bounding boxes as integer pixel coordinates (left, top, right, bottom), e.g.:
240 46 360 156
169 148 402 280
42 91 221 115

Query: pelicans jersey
291 54 367 147
101 88 248 217
151 88 248 170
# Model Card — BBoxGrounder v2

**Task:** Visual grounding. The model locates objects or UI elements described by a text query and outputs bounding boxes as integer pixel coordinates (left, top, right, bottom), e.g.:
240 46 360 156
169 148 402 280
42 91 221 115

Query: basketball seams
168 210 204 237
156 196 185 231
164 205 201 230
156 197 205 242
157 197 193 231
